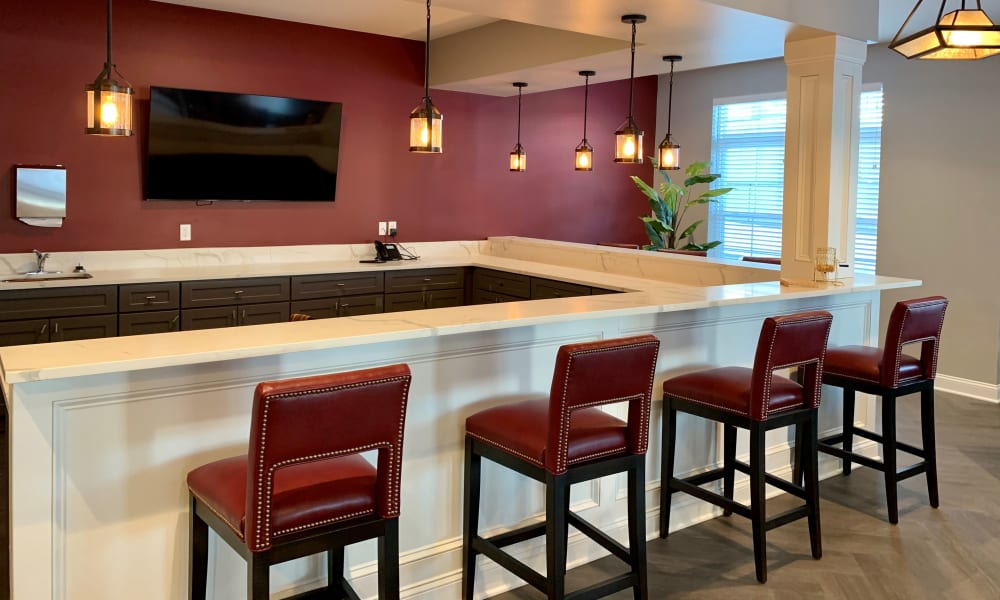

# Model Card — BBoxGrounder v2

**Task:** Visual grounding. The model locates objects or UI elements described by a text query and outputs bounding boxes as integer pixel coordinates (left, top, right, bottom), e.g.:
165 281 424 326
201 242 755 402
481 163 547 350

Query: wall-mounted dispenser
15 165 66 227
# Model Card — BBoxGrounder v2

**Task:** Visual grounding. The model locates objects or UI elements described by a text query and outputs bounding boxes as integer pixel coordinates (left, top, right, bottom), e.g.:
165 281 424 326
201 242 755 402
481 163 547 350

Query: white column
780 35 866 282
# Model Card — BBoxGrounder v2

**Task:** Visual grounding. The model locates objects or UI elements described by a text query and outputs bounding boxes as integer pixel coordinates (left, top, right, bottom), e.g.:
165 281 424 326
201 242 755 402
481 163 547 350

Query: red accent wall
0 0 657 252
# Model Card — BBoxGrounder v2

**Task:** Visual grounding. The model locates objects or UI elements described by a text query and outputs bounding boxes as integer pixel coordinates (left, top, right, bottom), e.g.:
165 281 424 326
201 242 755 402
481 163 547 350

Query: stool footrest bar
481 522 547 548
764 505 809 531
763 472 807 499
567 511 631 563
564 573 635 600
471 536 547 592
896 462 928 481
671 478 750 519
685 467 725 486
818 443 885 471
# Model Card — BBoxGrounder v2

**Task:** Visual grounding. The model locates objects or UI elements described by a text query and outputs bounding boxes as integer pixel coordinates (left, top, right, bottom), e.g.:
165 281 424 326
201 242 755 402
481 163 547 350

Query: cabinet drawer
239 302 290 326
119 311 180 336
181 306 237 330
0 319 50 346
181 277 289 308
50 314 118 342
384 268 465 293
473 269 530 299
291 295 383 319
472 289 524 305
530 278 592 300
385 289 464 312
291 272 384 300
119 282 180 312
0 286 117 321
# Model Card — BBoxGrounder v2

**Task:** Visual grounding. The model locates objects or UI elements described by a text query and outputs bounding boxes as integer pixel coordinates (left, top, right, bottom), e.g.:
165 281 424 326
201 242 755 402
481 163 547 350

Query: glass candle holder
814 247 838 282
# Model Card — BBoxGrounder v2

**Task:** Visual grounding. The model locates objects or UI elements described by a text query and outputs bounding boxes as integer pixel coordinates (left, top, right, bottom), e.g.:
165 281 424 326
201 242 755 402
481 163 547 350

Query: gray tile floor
491 391 1000 599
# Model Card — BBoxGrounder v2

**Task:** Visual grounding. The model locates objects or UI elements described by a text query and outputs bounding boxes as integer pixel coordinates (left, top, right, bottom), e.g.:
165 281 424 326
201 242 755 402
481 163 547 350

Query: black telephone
373 240 402 262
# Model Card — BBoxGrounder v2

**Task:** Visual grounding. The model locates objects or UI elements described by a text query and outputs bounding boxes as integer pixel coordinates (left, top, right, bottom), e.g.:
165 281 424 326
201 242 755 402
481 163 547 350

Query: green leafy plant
630 161 732 251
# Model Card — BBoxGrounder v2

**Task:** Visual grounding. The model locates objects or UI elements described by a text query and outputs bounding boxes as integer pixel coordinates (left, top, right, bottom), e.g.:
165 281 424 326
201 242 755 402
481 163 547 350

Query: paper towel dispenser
16 165 66 227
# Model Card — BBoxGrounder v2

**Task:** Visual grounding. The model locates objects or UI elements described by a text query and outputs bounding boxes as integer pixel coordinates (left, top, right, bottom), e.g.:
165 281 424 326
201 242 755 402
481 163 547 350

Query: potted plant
631 161 732 251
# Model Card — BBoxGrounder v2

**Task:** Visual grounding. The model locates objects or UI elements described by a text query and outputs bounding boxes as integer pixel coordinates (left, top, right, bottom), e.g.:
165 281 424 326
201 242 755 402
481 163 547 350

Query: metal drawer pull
170 315 180 330
336 282 345 286
40 323 47 335
145 295 157 303
422 278 432 282
233 290 244 296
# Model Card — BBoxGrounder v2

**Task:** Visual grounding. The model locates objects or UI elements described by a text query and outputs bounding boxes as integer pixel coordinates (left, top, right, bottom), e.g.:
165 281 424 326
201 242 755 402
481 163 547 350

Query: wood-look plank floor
490 391 1000 599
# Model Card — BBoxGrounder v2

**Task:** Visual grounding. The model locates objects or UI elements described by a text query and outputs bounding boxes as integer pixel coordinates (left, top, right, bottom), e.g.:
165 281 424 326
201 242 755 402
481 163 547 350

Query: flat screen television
145 86 342 201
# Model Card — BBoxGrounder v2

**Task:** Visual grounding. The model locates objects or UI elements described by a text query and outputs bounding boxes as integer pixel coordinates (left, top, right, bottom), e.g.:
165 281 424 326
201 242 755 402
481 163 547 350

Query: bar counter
0 238 918 599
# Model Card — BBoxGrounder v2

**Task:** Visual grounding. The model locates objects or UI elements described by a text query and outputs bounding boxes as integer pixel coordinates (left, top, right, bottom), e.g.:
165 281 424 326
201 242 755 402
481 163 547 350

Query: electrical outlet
180 224 192 241
388 221 397 237
378 221 387 236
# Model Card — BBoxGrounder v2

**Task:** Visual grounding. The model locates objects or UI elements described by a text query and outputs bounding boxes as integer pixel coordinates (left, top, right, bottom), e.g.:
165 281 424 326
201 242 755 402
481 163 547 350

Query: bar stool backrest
750 311 833 421
244 364 412 551
546 335 660 474
881 296 949 387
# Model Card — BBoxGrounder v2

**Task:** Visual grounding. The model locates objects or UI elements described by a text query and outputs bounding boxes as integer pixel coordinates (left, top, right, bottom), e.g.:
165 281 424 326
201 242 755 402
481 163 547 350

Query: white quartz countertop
0 242 919 385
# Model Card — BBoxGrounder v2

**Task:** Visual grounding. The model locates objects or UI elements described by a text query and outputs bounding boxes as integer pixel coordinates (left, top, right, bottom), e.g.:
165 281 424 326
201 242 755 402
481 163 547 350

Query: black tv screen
146 86 342 201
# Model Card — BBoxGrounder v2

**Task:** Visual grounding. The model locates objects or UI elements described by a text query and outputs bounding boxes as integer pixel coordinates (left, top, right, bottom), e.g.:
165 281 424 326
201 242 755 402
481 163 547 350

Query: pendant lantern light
575 70 596 171
85 0 133 136
890 0 1000 59
509 82 527 172
409 0 443 152
656 55 682 170
615 14 646 164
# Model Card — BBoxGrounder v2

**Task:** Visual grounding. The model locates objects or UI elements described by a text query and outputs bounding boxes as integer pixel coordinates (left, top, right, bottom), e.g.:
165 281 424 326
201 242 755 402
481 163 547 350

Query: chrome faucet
33 249 50 273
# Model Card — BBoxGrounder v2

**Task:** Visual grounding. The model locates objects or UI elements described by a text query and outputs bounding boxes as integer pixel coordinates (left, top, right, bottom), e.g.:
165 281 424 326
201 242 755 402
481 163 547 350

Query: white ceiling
151 0 936 95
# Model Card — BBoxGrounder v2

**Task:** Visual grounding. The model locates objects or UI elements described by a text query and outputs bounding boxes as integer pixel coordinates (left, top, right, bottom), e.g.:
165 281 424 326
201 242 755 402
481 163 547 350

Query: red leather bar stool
818 296 948 524
659 311 833 583
187 364 412 600
462 335 660 600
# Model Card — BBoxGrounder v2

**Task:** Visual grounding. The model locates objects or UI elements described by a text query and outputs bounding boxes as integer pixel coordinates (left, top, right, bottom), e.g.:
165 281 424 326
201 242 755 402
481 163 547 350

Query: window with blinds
708 88 884 274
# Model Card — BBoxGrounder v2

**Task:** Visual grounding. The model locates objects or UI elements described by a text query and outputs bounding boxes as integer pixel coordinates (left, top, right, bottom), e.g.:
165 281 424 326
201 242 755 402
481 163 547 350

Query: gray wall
657 45 1000 385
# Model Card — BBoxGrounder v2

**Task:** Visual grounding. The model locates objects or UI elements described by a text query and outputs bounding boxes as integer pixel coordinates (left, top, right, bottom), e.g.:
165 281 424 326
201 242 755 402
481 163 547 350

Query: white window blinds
708 88 884 274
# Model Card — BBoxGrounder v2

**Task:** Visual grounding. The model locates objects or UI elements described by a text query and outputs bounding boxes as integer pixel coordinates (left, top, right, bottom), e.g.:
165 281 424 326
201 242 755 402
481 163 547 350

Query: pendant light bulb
410 0 443 152
85 0 133 136
575 70 595 172
657 55 682 170
509 82 527 172
615 15 646 164
890 0 1000 59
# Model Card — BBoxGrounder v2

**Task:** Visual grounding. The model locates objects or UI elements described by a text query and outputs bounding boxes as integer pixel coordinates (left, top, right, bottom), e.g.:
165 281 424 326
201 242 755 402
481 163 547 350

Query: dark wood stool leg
247 555 269 600
462 438 482 600
545 474 569 600
749 423 767 583
723 424 737 516
842 389 857 476
792 424 804 486
378 519 400 600
327 546 345 594
189 497 208 600
803 409 822 559
628 459 649 600
659 400 677 537
921 386 940 508
882 394 899 524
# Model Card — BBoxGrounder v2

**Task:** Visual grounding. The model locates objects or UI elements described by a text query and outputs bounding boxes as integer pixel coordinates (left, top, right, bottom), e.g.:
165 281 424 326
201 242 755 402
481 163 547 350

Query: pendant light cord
666 59 675 136
105 0 113 69
516 85 522 147
582 73 590 141
423 0 431 100
627 20 636 122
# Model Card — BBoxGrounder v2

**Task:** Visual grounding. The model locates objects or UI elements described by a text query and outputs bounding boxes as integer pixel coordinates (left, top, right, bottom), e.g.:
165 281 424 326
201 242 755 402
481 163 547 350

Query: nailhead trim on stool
462 335 660 600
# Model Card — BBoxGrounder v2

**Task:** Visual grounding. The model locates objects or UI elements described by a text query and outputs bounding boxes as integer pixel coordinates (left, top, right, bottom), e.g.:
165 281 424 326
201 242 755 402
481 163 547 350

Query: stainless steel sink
2 271 93 283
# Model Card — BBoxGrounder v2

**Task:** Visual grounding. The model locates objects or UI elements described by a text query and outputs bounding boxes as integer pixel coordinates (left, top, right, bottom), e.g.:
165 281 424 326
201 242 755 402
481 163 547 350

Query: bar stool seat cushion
824 346 921 385
187 454 377 540
662 366 803 419
466 399 628 468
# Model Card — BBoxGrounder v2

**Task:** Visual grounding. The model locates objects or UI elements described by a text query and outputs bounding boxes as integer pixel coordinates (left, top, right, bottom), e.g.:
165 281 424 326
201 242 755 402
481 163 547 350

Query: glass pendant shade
410 0 443 152
890 1 1000 59
409 99 443 152
614 118 643 163
657 135 680 170
509 145 526 171
85 0 132 136
575 141 593 171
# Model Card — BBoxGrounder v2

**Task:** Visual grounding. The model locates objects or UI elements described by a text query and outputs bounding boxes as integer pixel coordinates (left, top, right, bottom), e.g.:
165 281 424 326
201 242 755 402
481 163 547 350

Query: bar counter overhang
0 237 919 599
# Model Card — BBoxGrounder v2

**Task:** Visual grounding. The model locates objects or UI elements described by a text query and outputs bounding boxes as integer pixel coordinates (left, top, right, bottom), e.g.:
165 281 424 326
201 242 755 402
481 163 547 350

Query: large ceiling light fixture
575 70 595 172
615 14 646 164
657 55 682 170
409 0 443 152
85 0 133 136
890 0 1000 59
509 82 527 172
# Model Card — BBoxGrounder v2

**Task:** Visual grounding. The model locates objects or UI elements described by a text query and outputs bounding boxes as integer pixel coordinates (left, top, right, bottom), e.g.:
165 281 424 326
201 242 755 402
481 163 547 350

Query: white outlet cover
378 221 387 236
180 224 192 241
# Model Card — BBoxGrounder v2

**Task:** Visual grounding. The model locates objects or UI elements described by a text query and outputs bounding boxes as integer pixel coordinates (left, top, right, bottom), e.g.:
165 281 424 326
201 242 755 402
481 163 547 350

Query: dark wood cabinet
291 272 384 300
238 302 290 326
384 289 464 312
181 303 289 330
530 278 592 300
119 311 181 336
384 268 465 293
0 286 116 321
0 319 50 347
49 315 117 342
290 294 384 319
472 269 530 303
119 283 180 312
181 277 290 309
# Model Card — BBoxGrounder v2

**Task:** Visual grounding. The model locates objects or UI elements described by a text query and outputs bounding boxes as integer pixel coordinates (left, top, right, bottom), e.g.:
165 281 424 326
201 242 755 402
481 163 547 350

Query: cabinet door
590 287 619 295
181 277 290 308
384 268 465 293
473 269 530 299
238 302 290 326
472 289 523 305
336 294 384 317
0 286 117 321
119 311 181 336
50 315 118 342
424 289 465 309
291 272 384 300
384 292 426 313
181 306 237 331
119 283 180 312
0 319 50 347
530 278 592 300
289 299 340 320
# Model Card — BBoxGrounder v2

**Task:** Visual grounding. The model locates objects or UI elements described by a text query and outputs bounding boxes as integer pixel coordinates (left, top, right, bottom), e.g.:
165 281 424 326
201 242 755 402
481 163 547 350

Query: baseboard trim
936 373 1000 404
